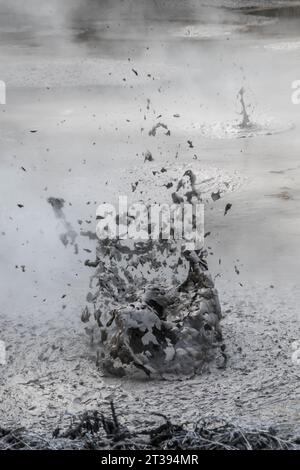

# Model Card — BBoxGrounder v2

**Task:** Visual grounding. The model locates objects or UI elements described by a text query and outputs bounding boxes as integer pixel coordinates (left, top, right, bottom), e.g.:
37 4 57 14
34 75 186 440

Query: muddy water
0 1 300 318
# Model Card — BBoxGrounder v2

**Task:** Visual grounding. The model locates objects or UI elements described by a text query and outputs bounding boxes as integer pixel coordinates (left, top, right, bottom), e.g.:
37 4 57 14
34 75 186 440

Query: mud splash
195 87 294 139
86 248 224 378
81 164 244 378
47 197 79 254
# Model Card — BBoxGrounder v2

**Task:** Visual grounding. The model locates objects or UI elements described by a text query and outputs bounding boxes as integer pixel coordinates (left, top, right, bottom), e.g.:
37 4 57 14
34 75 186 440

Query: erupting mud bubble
91 249 223 378
84 239 224 378
82 163 244 378
195 87 294 139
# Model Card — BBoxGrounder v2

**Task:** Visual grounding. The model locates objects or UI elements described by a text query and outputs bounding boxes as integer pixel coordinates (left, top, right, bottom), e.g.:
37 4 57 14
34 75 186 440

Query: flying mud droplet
148 122 170 137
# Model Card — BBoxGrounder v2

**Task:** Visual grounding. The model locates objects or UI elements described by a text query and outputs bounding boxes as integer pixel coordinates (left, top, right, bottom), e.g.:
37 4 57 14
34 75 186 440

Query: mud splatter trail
47 197 79 254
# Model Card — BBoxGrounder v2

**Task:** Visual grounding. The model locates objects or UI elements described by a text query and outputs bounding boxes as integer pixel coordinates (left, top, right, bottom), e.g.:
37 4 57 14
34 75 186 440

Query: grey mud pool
0 1 299 441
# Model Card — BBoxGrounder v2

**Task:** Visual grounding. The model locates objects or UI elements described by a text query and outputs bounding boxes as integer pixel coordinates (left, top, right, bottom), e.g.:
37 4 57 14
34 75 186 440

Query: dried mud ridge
0 402 298 450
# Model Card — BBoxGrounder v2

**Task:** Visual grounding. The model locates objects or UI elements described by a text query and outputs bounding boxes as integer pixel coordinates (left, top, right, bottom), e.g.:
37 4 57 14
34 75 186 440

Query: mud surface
0 0 299 443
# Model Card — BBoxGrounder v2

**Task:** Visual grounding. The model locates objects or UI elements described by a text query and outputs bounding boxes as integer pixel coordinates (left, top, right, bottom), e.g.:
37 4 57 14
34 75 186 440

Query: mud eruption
80 163 239 377
83 246 223 377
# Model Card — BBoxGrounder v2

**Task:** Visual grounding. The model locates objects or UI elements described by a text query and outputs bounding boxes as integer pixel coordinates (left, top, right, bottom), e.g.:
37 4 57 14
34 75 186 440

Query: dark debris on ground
1 402 298 450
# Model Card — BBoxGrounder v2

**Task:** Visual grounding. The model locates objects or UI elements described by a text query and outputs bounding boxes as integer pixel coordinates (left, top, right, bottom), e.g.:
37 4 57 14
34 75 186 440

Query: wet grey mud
0 0 299 450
